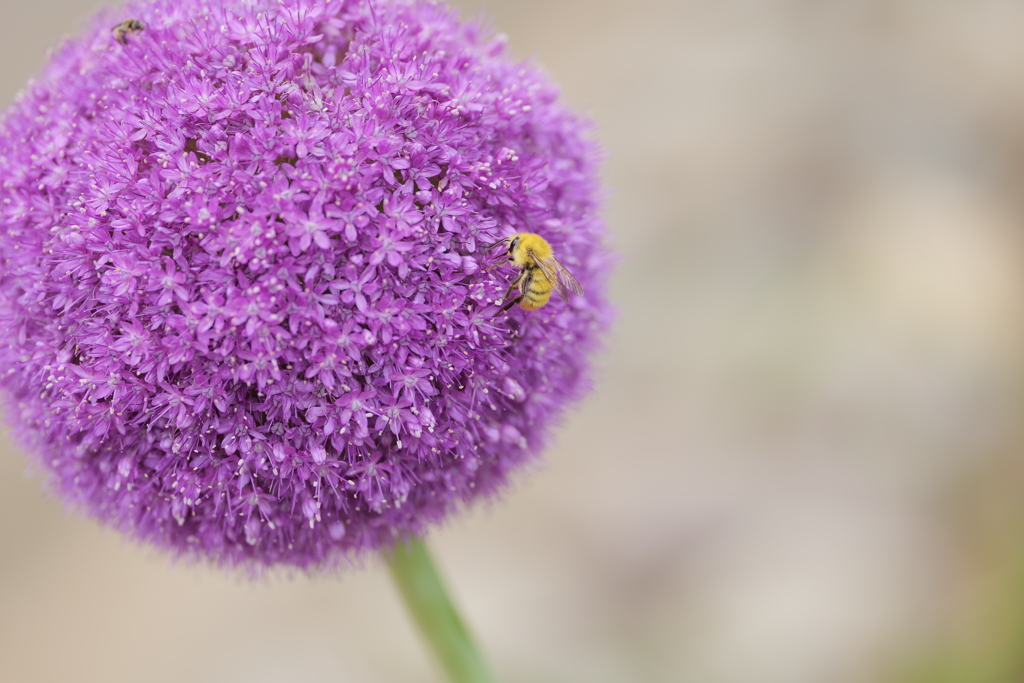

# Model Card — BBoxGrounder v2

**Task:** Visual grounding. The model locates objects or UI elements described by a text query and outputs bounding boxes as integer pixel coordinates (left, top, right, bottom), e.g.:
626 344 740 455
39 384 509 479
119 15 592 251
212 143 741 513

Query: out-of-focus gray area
5 1 1024 682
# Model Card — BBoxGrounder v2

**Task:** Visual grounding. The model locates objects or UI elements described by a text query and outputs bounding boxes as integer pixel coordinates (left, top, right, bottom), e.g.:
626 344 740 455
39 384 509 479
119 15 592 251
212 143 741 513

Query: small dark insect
112 19 145 45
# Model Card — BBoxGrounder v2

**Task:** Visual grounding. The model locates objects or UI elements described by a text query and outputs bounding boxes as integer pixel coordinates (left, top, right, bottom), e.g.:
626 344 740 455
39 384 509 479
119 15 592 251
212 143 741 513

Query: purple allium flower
0 0 611 568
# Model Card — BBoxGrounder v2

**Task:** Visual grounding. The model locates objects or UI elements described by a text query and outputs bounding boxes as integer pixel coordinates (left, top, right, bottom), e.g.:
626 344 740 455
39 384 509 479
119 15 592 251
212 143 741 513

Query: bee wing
528 252 563 300
552 258 584 297
532 253 583 302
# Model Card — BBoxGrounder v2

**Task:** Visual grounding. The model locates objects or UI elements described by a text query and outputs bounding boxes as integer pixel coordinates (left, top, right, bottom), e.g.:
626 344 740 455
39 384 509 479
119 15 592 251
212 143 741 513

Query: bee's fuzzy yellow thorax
510 232 553 267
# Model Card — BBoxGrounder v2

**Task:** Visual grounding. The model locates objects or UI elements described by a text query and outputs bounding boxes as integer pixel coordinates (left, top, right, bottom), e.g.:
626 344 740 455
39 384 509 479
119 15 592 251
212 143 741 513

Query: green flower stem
386 537 496 683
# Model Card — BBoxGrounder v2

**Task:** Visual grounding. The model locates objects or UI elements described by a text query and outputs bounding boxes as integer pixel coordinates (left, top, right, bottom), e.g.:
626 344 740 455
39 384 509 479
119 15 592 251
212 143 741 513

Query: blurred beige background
7 1 1024 682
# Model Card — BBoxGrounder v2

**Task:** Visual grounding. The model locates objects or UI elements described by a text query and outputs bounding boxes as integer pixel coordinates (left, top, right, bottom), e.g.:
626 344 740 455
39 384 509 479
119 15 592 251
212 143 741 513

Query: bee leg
486 257 512 272
498 269 530 312
502 271 525 301
502 294 524 312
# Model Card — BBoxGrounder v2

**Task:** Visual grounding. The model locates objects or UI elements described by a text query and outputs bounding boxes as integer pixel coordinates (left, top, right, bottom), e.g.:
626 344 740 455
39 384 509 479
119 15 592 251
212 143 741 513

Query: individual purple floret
0 0 611 568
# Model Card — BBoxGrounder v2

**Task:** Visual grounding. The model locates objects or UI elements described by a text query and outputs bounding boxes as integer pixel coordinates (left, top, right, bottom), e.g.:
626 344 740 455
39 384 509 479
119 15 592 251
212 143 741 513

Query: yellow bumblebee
486 232 584 311
112 19 145 45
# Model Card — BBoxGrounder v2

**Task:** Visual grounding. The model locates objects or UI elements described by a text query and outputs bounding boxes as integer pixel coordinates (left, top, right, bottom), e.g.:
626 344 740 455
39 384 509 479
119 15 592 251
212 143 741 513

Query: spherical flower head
0 0 612 569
